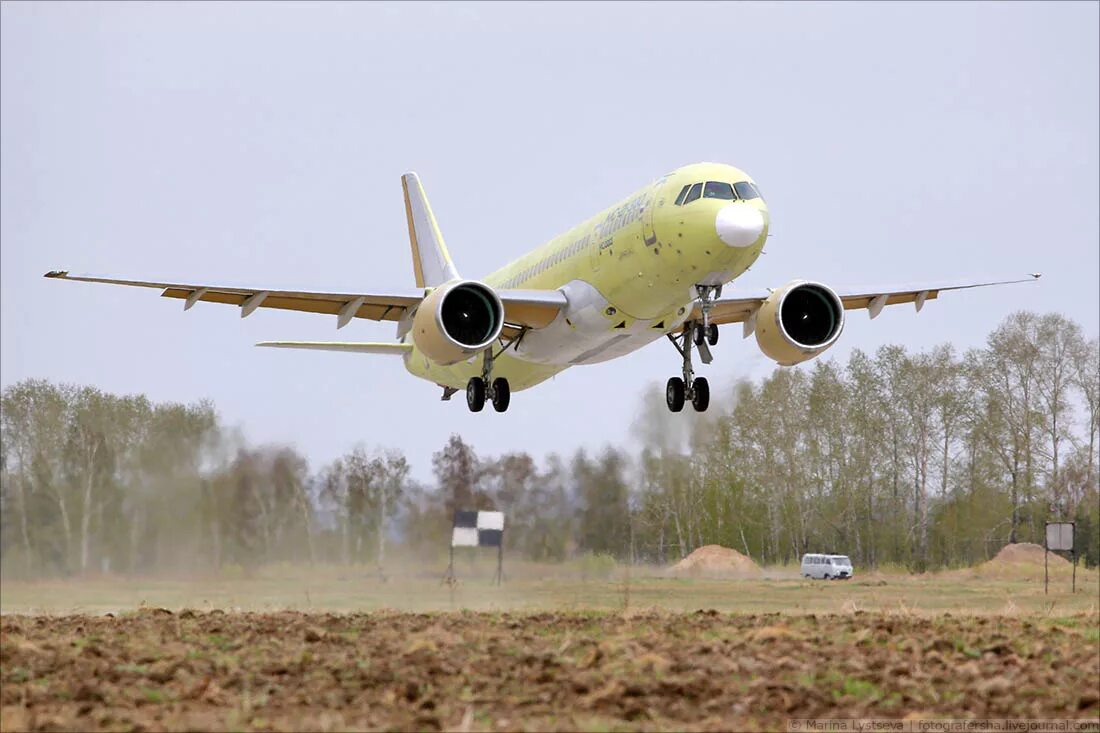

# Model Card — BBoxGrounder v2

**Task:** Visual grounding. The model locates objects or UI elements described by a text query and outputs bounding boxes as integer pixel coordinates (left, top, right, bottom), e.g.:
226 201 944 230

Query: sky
2 2 1098 482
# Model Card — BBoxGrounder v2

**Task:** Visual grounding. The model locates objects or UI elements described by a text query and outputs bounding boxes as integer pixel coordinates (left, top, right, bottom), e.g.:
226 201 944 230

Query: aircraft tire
491 378 510 413
692 377 710 412
693 323 707 346
665 377 685 412
707 323 719 346
466 378 486 412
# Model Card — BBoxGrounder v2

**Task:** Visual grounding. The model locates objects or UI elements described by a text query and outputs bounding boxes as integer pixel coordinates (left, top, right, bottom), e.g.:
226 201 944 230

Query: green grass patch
141 687 168 704
836 677 883 702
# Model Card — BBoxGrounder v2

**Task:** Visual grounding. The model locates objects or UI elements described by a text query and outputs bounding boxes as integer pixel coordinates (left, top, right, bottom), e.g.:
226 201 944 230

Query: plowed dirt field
2 610 1097 732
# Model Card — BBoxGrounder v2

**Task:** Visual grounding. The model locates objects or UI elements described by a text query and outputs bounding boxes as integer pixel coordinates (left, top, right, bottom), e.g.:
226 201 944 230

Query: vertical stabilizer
402 172 460 288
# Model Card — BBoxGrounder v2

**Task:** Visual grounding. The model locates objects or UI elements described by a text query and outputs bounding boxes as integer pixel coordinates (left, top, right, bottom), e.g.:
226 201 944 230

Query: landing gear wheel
466 377 486 412
706 323 719 346
693 323 707 346
666 377 685 412
491 378 510 413
691 376 710 412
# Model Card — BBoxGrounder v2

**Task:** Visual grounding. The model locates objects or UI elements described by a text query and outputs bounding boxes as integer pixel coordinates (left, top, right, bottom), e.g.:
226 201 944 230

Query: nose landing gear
664 285 723 413
665 321 711 413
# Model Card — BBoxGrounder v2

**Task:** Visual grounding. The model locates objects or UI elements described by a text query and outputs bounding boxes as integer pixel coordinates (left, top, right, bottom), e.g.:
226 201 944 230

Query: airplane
45 162 1040 414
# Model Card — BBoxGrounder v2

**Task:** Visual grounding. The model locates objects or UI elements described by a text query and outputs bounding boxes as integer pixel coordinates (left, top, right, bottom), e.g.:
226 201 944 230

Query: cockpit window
683 182 703 205
703 181 736 200
674 185 691 206
734 181 762 201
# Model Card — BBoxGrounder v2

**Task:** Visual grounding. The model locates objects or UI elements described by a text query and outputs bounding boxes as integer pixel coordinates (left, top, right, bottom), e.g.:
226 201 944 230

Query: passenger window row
501 237 589 288
674 180 763 206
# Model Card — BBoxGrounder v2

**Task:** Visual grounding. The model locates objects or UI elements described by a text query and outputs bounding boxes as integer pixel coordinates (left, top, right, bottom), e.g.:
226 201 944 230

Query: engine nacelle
412 280 505 365
755 280 845 366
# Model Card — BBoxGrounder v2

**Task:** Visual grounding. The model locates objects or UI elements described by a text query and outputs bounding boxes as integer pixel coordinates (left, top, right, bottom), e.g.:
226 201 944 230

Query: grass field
2 563 1098 731
1 560 1097 616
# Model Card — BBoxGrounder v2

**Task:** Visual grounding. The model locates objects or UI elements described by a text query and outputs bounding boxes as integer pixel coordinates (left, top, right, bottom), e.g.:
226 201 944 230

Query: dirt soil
668 545 762 579
2 610 1097 732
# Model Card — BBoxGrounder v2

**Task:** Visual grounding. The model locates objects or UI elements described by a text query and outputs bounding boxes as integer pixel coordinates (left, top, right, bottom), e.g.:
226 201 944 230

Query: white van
801 553 853 580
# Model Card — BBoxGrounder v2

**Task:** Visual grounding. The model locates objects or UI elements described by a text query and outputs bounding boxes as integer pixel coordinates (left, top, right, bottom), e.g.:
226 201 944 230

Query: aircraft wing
695 275 1041 333
43 271 567 330
255 341 414 354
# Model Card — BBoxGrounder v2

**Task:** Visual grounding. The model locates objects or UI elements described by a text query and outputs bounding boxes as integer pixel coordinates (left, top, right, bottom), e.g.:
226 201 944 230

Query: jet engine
411 280 505 365
755 280 845 366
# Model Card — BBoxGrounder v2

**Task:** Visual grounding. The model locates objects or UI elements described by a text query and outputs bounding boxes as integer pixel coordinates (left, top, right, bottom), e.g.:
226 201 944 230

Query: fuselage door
589 235 603 273
642 186 660 246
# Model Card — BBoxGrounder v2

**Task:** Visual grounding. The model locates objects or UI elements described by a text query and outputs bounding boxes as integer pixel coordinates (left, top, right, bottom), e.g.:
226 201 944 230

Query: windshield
831 556 851 566
734 181 762 201
703 181 736 200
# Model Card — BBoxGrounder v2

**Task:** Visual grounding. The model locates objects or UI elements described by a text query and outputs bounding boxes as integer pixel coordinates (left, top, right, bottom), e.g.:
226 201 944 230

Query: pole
1044 541 1049 596
1072 522 1077 594
495 542 503 586
442 543 455 586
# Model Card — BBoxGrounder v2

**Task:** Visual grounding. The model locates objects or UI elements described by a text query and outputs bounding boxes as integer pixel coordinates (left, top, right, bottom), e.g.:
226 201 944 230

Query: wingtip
1031 272 1042 280
44 270 68 279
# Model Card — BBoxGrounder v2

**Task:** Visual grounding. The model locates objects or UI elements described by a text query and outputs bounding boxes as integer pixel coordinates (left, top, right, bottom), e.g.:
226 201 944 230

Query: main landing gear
664 285 722 413
466 347 510 413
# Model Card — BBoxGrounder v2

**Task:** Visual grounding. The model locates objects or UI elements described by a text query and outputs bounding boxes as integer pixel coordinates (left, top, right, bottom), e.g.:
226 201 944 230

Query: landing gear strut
665 322 710 413
466 346 511 413
664 285 723 413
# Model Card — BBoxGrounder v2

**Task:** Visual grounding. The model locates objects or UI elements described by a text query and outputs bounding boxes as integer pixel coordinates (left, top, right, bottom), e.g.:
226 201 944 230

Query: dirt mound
991 542 1070 567
668 544 762 578
971 542 1073 581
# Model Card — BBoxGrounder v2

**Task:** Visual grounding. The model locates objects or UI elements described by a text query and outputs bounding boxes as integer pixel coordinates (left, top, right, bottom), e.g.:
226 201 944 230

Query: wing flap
48 271 568 330
837 291 940 311
160 288 406 321
48 271 422 325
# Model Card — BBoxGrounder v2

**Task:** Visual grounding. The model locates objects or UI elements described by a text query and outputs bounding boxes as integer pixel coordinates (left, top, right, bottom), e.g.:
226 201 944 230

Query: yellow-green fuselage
403 162 769 391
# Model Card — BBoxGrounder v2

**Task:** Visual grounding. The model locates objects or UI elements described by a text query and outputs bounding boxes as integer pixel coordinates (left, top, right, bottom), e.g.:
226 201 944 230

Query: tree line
1 310 1096 578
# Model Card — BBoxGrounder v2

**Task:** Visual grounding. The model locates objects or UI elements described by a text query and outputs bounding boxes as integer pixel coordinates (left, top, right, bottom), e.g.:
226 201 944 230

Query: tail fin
402 172 460 288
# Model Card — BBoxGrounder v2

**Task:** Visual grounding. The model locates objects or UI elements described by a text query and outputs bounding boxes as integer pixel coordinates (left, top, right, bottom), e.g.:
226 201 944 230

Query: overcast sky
2 2 1097 481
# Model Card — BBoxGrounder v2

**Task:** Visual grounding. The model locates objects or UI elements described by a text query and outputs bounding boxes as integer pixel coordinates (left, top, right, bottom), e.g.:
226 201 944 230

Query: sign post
1044 522 1075 595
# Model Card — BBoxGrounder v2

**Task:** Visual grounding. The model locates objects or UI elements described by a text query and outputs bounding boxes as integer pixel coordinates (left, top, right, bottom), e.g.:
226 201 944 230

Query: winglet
44 270 69 278
401 172 460 288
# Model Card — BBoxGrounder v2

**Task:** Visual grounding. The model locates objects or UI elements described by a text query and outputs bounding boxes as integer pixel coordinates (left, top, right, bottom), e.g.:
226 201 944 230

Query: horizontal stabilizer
256 341 413 355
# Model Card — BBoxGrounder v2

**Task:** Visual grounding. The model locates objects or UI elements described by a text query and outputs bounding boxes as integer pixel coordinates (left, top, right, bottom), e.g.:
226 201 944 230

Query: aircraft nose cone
715 204 765 248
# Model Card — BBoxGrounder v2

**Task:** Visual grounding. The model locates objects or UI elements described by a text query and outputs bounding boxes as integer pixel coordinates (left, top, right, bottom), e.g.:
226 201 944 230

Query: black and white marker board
451 510 504 548
445 510 505 585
